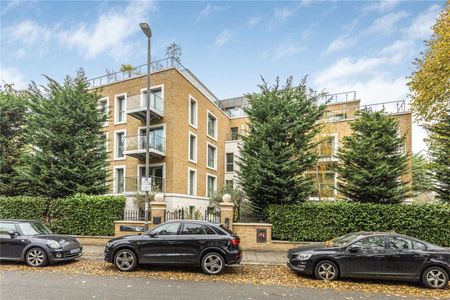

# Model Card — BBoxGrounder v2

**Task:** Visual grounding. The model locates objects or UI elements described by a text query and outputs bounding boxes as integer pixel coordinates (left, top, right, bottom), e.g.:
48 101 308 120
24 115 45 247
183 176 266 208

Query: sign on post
141 177 152 192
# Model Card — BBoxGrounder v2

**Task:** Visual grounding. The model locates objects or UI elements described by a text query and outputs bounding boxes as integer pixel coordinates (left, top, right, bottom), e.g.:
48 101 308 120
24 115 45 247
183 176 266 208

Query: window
151 222 180 235
318 135 337 158
413 240 426 250
203 225 216 235
225 180 233 188
142 88 163 112
308 172 336 198
114 131 125 159
226 153 234 172
180 223 205 235
207 143 217 169
207 111 217 140
115 94 126 124
188 132 197 163
206 174 217 197
114 167 125 193
140 127 164 152
98 97 109 126
189 96 197 127
354 236 385 251
188 168 197 196
230 127 238 140
138 165 164 192
0 222 16 235
389 236 413 250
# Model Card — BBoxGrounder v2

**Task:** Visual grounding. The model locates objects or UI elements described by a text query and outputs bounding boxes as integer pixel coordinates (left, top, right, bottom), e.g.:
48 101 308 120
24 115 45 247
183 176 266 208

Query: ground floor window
138 165 164 192
114 167 125 193
206 174 217 197
307 171 336 199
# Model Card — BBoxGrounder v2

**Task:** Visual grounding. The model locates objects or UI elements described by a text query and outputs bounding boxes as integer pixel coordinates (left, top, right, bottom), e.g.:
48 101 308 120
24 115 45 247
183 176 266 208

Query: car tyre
422 266 449 289
314 260 339 281
114 249 138 272
201 252 225 275
25 247 48 267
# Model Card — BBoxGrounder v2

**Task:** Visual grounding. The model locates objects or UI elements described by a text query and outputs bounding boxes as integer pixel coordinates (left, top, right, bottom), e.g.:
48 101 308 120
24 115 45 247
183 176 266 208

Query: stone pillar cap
222 194 232 203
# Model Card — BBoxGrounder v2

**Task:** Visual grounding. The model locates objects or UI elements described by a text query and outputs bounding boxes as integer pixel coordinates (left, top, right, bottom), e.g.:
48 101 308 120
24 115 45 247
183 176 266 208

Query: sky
0 0 446 153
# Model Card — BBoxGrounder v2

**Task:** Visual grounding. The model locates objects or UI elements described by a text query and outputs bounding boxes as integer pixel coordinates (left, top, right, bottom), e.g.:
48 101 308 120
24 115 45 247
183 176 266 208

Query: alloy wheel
26 249 45 267
115 250 136 271
318 263 336 280
426 269 447 289
203 254 223 275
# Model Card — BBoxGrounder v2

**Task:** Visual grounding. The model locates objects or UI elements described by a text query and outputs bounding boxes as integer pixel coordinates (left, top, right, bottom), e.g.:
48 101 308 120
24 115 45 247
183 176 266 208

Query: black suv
104 220 242 275
0 220 82 267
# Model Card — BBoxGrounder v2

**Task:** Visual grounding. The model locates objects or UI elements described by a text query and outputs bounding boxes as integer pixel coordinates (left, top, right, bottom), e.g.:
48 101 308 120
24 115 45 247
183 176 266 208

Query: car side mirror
148 232 157 238
348 245 361 253
8 230 19 238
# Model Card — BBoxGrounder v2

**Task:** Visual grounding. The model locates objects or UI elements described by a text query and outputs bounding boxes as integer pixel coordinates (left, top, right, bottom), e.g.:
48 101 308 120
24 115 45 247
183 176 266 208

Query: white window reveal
207 143 217 170
207 111 217 140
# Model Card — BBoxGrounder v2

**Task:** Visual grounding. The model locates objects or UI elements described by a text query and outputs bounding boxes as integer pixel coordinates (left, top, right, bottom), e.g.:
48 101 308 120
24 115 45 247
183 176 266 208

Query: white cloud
272 43 305 62
0 67 26 89
5 20 53 45
248 16 262 29
324 35 356 54
196 3 223 21
58 1 157 59
274 6 296 21
362 0 401 13
405 4 442 40
215 29 233 47
366 11 409 35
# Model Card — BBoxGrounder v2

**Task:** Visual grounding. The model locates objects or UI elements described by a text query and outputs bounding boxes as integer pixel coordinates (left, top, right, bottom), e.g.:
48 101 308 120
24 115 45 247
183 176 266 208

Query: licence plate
70 248 80 254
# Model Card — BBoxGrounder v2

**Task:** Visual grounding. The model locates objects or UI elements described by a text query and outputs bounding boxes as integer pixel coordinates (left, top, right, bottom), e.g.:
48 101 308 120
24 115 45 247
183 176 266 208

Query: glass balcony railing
112 176 166 194
124 134 165 154
127 92 164 116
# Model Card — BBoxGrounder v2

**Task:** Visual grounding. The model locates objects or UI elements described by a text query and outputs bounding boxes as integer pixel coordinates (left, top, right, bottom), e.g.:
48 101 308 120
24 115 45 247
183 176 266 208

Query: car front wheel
422 266 449 289
25 247 48 267
114 249 138 272
201 252 225 275
314 260 339 281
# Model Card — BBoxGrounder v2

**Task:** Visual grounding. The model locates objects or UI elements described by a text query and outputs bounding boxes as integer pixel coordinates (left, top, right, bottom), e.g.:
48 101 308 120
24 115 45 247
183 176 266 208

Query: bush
0 194 126 236
50 194 126 236
0 196 48 221
267 202 450 246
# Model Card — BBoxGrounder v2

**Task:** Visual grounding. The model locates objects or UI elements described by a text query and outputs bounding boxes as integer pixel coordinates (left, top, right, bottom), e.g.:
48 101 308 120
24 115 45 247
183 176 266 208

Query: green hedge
267 202 450 246
0 194 126 236
0 196 48 221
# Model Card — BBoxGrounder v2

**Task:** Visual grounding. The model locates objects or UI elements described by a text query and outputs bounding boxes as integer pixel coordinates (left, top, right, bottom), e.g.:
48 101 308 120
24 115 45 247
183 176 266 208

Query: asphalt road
0 270 433 300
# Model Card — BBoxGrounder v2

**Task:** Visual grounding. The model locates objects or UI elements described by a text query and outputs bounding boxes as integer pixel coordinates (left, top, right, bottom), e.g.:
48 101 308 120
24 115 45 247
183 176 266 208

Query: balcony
124 134 165 159
127 92 164 121
113 176 166 194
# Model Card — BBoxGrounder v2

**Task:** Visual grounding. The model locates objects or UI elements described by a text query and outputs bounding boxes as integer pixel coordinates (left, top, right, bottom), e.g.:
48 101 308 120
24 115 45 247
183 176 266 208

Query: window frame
180 222 206 235
226 152 234 172
140 85 164 109
187 167 197 196
206 142 217 170
113 129 126 160
98 97 109 127
206 173 217 197
188 95 198 129
307 171 337 200
188 131 197 163
206 110 218 141
114 93 127 125
113 165 126 194
318 133 338 161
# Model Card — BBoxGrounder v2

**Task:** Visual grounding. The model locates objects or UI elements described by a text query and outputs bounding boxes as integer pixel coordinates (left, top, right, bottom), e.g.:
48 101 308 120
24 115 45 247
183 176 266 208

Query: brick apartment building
90 58 412 210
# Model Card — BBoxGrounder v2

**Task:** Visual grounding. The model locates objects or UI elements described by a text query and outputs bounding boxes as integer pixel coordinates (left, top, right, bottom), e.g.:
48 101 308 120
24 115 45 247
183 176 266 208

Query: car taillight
230 238 240 246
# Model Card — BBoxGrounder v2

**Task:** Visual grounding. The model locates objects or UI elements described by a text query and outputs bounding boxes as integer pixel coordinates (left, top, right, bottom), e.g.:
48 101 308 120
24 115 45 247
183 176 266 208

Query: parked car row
1 219 449 289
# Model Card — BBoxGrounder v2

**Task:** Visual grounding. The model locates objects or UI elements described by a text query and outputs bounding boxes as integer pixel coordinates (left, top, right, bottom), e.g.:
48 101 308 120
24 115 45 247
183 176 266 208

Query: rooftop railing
87 57 184 88
318 91 357 104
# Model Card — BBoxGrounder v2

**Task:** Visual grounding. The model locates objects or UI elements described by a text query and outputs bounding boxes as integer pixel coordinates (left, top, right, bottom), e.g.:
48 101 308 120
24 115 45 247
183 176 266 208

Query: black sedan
0 219 82 267
104 220 242 275
288 232 450 289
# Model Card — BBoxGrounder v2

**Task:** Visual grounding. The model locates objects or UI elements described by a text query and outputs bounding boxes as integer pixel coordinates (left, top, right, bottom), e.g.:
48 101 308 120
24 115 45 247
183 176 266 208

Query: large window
308 172 336 199
114 131 125 159
139 127 164 152
115 94 126 124
138 165 164 192
318 135 337 159
188 132 197 163
98 97 109 127
207 143 217 169
226 153 234 172
206 174 217 197
141 88 163 112
188 168 197 196
230 127 238 140
114 167 125 193
189 96 197 128
207 111 217 140
353 236 386 251
180 223 205 235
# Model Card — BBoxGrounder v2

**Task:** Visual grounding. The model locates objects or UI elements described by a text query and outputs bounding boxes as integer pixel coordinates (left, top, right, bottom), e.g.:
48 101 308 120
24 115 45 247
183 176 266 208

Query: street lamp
140 22 152 231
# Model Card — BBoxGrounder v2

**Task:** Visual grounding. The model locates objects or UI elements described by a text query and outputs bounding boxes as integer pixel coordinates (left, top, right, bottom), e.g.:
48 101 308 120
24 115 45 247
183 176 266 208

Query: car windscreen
330 233 363 246
18 222 53 236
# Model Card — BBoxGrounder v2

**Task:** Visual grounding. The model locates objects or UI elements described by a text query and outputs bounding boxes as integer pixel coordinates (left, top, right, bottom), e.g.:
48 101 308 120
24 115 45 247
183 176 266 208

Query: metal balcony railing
113 176 166 194
318 91 357 105
124 134 165 154
127 92 164 116
87 57 184 88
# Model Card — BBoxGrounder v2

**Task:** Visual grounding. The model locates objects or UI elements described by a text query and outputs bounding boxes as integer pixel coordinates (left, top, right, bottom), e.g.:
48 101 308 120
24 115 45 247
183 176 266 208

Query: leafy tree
0 84 28 195
408 5 449 123
120 64 135 78
238 77 326 211
426 112 450 202
411 153 433 195
165 42 182 62
209 184 250 217
16 70 109 198
337 110 410 204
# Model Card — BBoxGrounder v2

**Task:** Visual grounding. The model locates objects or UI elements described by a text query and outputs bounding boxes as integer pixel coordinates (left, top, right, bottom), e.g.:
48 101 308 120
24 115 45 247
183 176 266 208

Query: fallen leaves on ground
1 260 449 299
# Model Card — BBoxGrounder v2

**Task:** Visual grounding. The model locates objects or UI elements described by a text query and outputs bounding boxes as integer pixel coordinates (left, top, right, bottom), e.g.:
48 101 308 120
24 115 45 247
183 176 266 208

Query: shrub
0 196 48 221
267 202 450 246
50 194 126 236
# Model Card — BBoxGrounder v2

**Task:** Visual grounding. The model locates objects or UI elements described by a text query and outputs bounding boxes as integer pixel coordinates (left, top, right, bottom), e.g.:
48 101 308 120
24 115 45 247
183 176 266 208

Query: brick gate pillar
219 194 235 230
150 193 166 229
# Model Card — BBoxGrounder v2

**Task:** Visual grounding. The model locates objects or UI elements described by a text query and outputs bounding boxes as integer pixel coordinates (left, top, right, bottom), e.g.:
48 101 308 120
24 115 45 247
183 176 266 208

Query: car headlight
47 240 61 249
295 254 312 261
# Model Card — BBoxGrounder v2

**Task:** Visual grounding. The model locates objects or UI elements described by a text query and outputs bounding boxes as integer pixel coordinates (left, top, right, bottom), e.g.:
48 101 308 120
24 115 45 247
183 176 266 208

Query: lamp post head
140 23 152 38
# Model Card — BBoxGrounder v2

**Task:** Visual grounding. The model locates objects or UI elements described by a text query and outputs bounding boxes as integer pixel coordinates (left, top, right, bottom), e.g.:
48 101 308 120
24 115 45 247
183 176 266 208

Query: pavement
0 270 429 300
82 245 288 265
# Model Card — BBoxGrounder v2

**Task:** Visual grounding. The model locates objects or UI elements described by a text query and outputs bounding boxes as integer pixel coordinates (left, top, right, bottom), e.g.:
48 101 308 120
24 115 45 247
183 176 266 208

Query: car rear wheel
201 252 225 275
114 249 137 272
25 247 48 267
422 266 449 289
314 260 339 281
